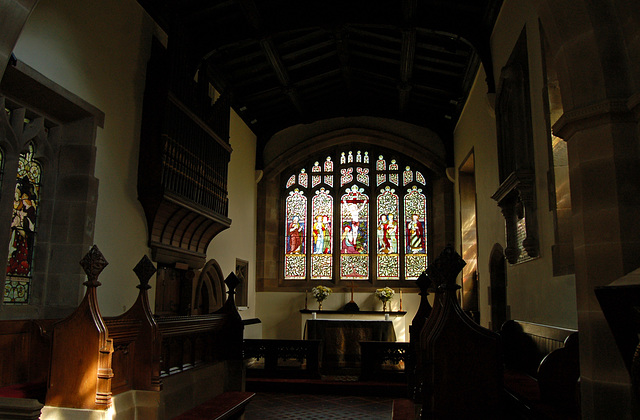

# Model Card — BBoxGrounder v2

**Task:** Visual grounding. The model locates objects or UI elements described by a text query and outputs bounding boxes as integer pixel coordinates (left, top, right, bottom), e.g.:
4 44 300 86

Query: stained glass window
377 186 399 279
340 185 369 279
284 189 306 279
404 186 427 279
4 144 42 304
282 149 429 283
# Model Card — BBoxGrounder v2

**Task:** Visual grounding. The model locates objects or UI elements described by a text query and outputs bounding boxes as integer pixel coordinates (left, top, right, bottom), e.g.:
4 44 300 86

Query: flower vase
382 301 387 312
318 301 323 311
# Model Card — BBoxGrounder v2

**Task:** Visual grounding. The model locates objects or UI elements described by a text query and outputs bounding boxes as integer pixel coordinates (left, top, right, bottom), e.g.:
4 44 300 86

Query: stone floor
243 392 393 420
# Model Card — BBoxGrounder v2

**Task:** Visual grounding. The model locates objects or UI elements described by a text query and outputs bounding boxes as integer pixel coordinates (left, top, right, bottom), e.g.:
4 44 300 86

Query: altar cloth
304 319 396 369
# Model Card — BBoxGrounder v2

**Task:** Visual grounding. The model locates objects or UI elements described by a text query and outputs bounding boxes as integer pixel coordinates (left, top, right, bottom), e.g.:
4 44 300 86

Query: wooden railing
244 338 321 379
359 341 409 382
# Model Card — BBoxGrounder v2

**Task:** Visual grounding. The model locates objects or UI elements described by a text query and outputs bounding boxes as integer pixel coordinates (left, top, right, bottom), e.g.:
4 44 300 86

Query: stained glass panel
389 159 398 170
377 156 386 171
416 171 426 185
286 174 295 188
341 168 353 186
311 188 333 279
340 152 346 164
403 166 413 186
389 173 399 185
340 185 369 279
5 144 41 304
363 152 369 163
299 169 308 188
356 167 369 186
356 150 362 163
284 189 306 279
324 156 333 172
377 186 399 279
312 161 321 172
348 151 354 163
312 189 333 255
377 173 386 186
324 175 333 187
312 175 321 187
404 186 427 279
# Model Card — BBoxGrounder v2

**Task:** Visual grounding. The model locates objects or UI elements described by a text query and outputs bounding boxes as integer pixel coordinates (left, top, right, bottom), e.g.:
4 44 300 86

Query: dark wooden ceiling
137 0 503 165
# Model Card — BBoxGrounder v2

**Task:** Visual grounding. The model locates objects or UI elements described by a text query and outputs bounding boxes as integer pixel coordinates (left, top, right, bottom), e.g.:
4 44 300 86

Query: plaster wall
208 110 258 320
12 0 258 317
453 1 577 329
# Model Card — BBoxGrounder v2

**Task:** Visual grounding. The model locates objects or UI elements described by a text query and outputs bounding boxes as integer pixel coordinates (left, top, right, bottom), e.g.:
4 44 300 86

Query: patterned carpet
244 392 394 420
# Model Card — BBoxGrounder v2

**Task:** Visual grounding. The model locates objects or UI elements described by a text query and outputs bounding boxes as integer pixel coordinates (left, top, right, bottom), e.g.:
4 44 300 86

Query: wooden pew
45 245 114 410
104 255 161 395
500 319 580 419
0 247 251 419
161 272 254 420
417 246 503 419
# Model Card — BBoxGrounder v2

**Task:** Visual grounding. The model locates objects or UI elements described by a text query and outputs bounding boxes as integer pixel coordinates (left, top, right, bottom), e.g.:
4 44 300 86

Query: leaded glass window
282 148 429 283
4 144 42 304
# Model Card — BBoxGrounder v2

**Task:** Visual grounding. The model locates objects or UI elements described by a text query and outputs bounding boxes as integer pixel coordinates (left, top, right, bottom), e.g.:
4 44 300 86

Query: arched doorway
489 243 507 331
194 259 226 314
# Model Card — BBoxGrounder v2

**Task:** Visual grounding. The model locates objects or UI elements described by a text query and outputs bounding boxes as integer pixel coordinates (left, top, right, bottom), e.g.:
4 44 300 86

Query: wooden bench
171 391 255 420
500 319 580 419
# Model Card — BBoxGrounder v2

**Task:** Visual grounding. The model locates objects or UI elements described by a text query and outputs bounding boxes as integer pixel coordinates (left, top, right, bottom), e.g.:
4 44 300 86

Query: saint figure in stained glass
287 215 304 254
407 214 425 254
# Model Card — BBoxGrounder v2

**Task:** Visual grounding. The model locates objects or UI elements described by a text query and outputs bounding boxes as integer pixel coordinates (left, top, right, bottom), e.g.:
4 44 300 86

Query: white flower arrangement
311 285 332 302
375 287 395 303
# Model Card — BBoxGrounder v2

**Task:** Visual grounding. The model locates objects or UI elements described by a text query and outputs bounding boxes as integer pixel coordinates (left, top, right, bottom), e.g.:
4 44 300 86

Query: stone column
554 98 640 419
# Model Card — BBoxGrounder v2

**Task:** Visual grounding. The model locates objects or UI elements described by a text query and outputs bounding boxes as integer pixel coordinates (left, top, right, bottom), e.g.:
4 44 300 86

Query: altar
304 318 397 369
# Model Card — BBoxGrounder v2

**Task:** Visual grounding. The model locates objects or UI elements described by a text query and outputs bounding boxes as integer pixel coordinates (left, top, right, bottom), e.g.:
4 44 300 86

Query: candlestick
399 288 403 311
304 290 308 309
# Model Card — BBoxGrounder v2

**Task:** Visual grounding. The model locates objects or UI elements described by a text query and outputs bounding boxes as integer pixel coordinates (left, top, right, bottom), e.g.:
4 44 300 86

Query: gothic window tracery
283 148 429 283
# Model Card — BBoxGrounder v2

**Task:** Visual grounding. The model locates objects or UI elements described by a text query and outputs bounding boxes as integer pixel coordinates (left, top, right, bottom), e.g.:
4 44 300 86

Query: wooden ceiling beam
287 51 337 72
349 39 400 57
235 0 307 119
399 0 417 115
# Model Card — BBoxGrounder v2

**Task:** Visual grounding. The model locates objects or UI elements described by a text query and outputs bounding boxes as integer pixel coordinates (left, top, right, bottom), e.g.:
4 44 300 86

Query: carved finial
80 245 108 287
224 272 240 295
416 271 432 295
133 255 156 290
425 245 465 289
